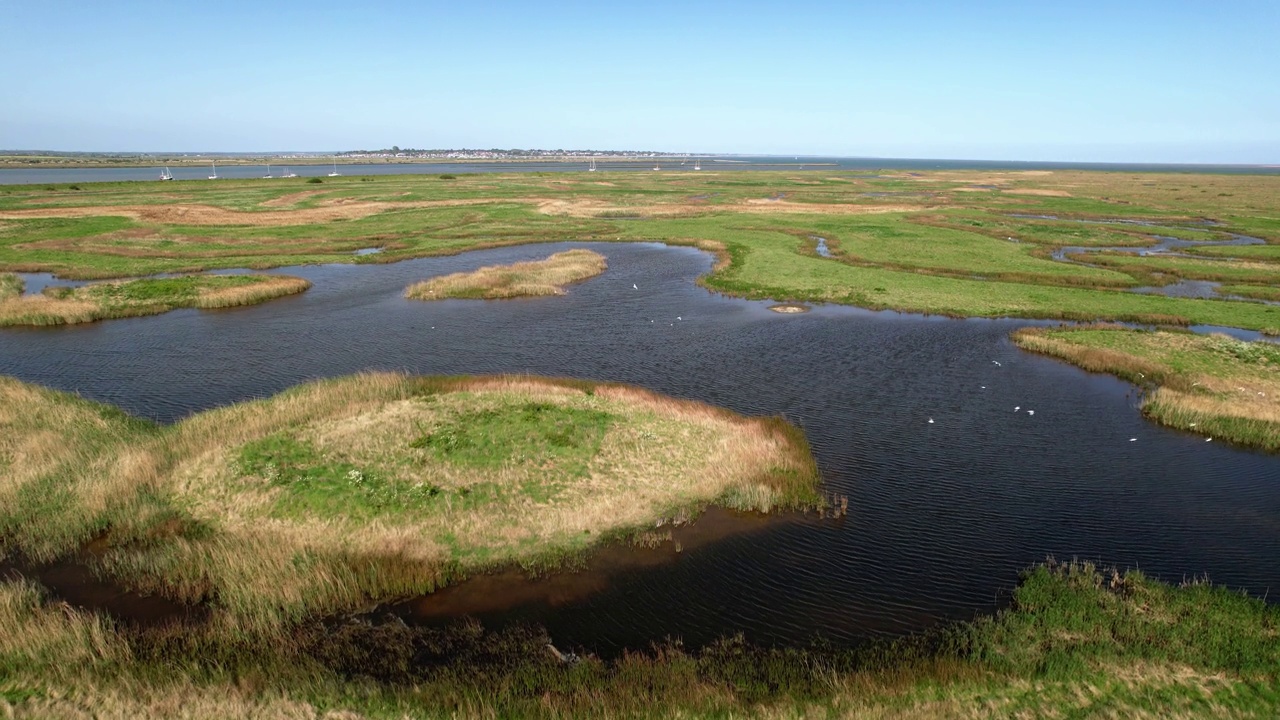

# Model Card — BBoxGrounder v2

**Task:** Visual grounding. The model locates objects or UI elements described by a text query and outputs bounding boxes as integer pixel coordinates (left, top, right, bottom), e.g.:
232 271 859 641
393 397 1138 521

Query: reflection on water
1 241 1278 652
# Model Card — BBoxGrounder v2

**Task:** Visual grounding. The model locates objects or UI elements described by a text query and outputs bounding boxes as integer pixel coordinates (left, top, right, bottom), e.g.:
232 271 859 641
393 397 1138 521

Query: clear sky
4 0 1278 163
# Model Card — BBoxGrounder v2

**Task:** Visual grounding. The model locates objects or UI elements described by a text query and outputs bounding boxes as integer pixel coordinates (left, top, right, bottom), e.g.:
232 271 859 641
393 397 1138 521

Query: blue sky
4 1 1277 162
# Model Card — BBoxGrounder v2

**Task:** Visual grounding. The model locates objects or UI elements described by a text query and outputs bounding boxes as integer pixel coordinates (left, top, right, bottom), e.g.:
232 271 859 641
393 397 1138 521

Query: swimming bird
1129 438 1137 442
676 316 682 321
633 283 638 289
992 360 1002 366
928 418 934 424
1014 406 1020 411
1206 437 1212 442
1027 410 1035 416
980 386 986 389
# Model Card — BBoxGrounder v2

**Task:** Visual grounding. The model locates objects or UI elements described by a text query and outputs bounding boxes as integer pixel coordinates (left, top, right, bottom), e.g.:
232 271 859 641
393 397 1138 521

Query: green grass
411 401 613 471
1221 284 1280 302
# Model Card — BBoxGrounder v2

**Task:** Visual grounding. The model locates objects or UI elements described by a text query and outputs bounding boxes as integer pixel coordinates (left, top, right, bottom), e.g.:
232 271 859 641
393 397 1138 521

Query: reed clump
0 274 310 327
1013 324 1280 451
405 248 607 300
0 273 21 300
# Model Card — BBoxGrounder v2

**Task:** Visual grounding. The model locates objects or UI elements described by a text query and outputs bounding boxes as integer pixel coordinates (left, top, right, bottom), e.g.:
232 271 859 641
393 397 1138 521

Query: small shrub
439 174 457 180
307 177 323 184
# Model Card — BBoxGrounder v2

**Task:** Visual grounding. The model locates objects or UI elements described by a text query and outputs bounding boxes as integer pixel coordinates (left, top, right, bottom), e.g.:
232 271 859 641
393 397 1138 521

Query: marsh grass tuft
405 248 607 300
0 272 21 300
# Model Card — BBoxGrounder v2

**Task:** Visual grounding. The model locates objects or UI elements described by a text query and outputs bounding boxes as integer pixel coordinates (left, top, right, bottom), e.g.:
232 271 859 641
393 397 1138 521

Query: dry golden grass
405 249 607 300
191 276 312 309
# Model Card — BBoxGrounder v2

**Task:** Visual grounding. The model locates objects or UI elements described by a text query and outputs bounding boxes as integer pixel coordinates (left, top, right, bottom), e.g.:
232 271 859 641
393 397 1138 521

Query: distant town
0 148 700 167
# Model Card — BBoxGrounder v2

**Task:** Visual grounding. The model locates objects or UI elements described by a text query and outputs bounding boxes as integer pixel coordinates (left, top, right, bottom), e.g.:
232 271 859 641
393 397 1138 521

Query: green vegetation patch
237 434 444 520
412 401 613 472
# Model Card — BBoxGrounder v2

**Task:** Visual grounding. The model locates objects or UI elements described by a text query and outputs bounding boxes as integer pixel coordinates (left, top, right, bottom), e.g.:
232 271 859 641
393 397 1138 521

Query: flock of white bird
924 358 1215 444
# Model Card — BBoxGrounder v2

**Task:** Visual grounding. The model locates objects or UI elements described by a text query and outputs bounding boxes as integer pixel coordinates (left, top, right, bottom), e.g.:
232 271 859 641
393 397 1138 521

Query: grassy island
405 248 607 300
0 373 817 632
1014 325 1280 451
0 273 310 326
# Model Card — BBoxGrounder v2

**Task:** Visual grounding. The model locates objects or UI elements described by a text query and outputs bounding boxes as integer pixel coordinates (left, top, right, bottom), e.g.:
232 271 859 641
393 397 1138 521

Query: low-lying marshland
405 248 607 300
1013 325 1280 451
0 273 310 326
2 169 1279 328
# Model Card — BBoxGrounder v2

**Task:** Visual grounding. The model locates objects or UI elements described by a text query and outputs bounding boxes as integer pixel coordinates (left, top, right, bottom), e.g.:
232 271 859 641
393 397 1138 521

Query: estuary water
1 242 1277 652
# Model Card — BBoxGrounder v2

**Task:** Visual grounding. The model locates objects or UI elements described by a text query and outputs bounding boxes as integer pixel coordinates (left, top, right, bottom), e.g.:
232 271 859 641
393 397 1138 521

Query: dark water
4 156 1279 185
2 242 1278 652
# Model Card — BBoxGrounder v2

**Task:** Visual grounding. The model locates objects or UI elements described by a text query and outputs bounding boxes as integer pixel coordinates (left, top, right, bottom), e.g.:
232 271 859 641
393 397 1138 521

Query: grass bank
1013 325 1280 451
405 248 606 300
0 373 818 635
0 274 310 327
1 560 1276 718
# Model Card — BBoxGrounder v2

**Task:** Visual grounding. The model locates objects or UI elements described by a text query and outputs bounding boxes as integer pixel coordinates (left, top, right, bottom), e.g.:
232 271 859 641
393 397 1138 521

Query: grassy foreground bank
1013 325 1280 451
406 248 607 300
0 273 310 326
1 560 1276 718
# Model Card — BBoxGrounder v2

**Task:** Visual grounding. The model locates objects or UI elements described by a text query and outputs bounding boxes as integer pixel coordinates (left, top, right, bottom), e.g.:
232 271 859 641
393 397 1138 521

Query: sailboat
281 167 298 178
653 159 660 171
328 158 341 177
588 158 596 172
693 158 701 171
208 161 218 180
262 163 273 179
159 167 174 181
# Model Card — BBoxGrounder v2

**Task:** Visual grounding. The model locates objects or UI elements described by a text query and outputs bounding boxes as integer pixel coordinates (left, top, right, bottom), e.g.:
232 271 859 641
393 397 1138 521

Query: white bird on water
928 418 935 424
633 283 638 290
992 360 1002 366
676 316 682 321
1129 438 1137 442
1014 406 1021 412
1027 410 1035 416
